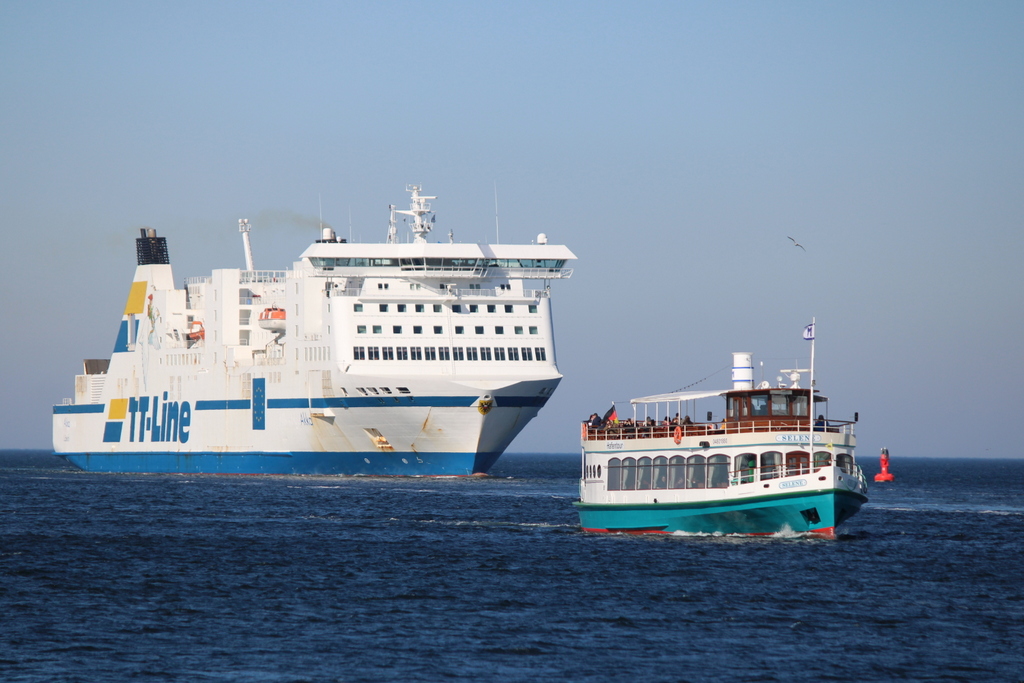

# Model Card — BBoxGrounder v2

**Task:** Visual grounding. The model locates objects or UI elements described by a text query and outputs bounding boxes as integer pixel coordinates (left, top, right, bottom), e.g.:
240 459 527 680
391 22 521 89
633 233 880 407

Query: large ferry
53 186 575 475
575 349 868 537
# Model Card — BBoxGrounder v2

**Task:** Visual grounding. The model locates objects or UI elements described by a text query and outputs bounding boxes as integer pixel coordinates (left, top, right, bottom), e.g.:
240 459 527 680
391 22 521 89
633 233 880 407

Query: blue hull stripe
53 404 106 415
55 395 547 414
575 489 867 535
60 450 501 476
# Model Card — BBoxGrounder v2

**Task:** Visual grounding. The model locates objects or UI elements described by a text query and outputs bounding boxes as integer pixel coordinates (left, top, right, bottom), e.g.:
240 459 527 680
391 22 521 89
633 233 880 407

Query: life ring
673 425 682 445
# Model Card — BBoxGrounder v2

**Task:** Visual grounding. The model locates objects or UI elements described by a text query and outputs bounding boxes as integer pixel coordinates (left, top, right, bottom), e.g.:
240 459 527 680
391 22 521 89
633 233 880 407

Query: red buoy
874 447 895 482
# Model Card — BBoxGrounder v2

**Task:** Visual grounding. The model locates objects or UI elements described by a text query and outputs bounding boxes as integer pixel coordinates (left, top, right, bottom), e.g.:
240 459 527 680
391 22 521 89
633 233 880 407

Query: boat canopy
630 388 828 405
630 389 729 405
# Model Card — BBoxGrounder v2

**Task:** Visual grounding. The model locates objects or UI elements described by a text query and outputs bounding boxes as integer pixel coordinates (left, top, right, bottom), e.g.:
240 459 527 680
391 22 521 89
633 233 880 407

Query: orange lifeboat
258 306 287 332
187 321 205 341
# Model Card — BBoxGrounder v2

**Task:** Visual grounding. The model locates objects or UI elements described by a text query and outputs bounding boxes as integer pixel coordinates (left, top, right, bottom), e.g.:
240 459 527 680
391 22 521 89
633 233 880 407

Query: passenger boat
53 185 575 475
575 349 868 538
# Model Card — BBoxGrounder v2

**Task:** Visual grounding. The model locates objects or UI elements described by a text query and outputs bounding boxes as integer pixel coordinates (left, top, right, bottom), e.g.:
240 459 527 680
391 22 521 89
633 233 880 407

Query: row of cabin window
352 346 548 361
354 303 538 314
603 451 855 491
357 325 539 335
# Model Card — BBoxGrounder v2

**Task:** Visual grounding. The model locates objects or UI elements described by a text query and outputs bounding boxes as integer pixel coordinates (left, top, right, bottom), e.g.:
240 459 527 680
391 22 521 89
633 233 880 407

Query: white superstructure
53 186 576 475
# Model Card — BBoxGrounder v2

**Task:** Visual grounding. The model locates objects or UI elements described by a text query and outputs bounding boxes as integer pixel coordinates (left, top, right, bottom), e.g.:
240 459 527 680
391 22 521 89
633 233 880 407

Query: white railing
583 419 855 442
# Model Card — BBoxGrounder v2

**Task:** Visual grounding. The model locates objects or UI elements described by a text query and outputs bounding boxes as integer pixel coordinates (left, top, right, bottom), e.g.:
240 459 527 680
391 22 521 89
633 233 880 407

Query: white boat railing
582 419 855 442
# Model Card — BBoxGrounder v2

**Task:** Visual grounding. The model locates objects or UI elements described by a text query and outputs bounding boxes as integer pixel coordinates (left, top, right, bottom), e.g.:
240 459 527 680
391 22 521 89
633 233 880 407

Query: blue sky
2 1 1022 457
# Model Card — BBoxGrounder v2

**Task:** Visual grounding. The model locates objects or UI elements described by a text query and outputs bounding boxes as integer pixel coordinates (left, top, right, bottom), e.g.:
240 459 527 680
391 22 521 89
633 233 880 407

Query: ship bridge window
792 395 808 416
772 394 789 416
728 396 749 419
750 394 769 416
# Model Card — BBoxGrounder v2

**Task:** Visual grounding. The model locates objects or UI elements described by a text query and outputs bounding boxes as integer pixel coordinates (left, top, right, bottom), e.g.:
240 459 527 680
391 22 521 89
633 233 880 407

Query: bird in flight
787 236 806 251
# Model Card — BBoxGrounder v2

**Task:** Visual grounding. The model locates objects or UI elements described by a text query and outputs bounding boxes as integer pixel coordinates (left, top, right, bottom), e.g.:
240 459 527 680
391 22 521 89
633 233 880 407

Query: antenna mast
394 185 436 243
494 181 500 244
238 219 254 271
387 205 398 244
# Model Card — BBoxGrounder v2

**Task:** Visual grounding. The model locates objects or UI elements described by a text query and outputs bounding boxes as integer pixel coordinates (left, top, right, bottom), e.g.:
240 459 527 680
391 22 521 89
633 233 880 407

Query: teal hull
575 488 866 537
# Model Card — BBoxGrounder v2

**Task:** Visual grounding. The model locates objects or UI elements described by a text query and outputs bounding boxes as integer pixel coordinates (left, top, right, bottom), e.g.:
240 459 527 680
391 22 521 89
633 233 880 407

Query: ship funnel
136 228 169 266
732 352 754 390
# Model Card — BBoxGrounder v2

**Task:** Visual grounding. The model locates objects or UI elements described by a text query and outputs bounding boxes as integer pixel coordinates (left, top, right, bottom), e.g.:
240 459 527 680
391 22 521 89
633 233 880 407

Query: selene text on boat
53 186 576 475
575 348 868 537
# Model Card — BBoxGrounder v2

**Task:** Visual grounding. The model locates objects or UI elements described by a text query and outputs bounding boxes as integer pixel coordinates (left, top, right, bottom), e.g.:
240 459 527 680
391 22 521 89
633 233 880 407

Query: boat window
708 455 730 489
791 394 808 416
636 457 653 490
837 453 855 475
686 455 706 489
760 451 782 480
786 451 809 476
653 456 668 490
750 394 769 416
813 451 832 471
771 394 788 416
735 453 757 484
728 396 748 419
621 457 637 490
607 458 621 490
669 456 686 489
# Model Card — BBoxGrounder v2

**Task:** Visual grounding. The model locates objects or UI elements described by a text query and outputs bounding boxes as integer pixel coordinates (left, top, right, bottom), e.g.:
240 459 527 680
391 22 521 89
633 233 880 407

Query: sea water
1 451 1022 682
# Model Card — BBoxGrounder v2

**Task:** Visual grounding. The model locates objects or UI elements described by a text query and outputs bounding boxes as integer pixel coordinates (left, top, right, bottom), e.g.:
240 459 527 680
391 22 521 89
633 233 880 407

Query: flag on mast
803 323 815 340
602 404 618 424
